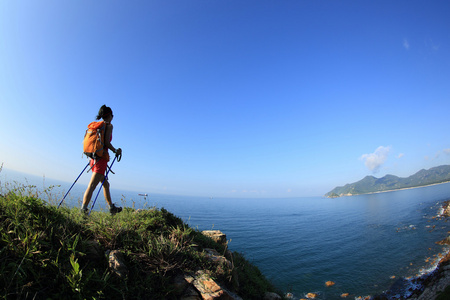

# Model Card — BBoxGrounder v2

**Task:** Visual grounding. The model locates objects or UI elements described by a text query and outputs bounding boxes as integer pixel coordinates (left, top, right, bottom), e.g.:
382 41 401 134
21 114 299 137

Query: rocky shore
375 201 450 300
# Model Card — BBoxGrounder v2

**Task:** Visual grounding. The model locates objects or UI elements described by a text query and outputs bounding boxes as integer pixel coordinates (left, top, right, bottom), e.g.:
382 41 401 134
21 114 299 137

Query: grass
0 170 280 299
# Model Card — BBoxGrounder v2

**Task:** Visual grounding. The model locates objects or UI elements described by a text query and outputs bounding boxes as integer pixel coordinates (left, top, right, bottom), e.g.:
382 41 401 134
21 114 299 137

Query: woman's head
96 105 113 121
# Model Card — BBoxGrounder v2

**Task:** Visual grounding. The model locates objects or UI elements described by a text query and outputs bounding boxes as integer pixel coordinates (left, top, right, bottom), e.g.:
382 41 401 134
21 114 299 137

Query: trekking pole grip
116 148 122 162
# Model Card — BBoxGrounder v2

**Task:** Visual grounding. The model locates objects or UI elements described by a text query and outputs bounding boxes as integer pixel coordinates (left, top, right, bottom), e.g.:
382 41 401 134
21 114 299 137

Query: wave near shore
376 200 450 300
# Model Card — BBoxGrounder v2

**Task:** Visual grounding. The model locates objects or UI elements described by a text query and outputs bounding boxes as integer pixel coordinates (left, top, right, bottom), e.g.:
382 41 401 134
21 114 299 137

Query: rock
325 281 335 287
192 271 236 300
178 271 242 300
202 230 227 245
204 248 232 268
442 201 450 217
176 273 203 300
436 236 450 245
263 292 282 300
184 273 195 284
202 248 239 291
107 250 128 278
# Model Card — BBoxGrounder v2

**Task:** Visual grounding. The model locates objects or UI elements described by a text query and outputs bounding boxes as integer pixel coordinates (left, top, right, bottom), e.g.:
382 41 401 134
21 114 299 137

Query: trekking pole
89 152 121 215
58 162 90 208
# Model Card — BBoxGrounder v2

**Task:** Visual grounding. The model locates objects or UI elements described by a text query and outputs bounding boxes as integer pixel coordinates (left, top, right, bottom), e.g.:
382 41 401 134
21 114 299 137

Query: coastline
377 201 450 300
331 180 450 198
405 200 450 299
368 181 450 195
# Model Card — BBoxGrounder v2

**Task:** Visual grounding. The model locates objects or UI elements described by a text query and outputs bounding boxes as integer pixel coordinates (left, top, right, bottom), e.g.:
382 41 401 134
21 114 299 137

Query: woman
81 105 123 215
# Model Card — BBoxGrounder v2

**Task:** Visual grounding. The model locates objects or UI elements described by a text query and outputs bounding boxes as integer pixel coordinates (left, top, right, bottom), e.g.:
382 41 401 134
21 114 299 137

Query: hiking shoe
81 207 89 217
110 203 122 215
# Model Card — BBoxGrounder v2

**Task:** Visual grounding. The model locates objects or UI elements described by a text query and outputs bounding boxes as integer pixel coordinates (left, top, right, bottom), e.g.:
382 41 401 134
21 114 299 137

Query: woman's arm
104 124 118 153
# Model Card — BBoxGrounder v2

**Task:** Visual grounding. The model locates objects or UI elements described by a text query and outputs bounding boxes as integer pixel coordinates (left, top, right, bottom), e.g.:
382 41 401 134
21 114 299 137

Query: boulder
175 273 202 299
325 281 335 287
442 201 450 217
107 250 128 278
178 271 242 300
204 248 232 268
436 236 450 245
202 230 227 245
192 271 236 300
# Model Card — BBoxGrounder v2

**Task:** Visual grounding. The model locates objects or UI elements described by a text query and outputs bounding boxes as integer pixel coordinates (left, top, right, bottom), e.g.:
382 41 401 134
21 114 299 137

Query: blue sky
1 1 450 198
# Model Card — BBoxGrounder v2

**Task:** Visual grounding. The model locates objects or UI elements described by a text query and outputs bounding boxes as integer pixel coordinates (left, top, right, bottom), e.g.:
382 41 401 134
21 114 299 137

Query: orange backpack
83 121 106 159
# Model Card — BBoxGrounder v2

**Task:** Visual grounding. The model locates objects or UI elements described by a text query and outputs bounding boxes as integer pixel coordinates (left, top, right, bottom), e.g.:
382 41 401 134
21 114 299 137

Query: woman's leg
103 178 122 214
82 172 104 209
102 179 112 207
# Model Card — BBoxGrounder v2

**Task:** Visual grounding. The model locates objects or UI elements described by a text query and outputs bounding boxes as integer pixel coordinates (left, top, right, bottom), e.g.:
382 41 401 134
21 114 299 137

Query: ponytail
96 105 113 120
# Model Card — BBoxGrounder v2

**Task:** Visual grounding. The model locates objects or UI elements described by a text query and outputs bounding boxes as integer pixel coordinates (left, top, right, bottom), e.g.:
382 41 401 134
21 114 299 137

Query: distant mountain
325 165 450 198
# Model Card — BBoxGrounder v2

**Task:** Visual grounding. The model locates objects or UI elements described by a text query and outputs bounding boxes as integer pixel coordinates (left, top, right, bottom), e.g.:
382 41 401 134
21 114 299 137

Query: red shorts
90 158 108 174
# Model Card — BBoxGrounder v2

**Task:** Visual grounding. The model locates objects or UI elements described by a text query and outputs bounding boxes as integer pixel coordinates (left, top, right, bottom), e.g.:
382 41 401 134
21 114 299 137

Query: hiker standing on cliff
81 105 123 215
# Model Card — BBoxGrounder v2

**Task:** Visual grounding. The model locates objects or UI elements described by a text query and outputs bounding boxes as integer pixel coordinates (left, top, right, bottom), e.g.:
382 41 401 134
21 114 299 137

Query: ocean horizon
2 168 450 299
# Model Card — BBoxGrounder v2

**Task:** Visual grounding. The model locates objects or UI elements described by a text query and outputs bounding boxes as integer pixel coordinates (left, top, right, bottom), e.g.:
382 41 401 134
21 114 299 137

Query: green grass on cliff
0 177 279 299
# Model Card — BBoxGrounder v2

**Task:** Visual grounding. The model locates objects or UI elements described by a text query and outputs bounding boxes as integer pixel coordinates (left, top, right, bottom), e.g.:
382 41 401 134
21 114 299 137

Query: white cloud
403 38 410 50
360 146 391 173
398 153 404 159
444 149 450 155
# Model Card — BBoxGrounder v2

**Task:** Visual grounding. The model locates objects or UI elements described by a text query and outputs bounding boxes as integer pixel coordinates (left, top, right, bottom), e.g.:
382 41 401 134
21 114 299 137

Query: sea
2 169 450 299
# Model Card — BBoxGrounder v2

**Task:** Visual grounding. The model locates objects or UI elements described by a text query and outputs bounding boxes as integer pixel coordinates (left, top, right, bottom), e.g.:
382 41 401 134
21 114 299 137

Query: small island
325 165 450 198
